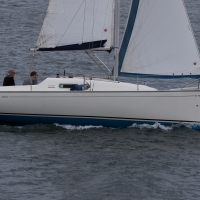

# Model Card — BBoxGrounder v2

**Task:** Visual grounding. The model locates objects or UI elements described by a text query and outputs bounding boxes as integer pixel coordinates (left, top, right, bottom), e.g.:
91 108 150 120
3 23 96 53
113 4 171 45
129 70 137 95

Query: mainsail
36 0 114 51
119 0 200 78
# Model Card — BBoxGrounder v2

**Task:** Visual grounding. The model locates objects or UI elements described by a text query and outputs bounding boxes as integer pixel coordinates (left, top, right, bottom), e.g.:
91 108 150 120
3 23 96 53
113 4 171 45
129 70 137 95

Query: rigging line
29 52 35 75
91 51 112 73
89 0 100 50
76 49 87 65
38 23 55 48
86 51 111 77
92 79 95 91
82 0 86 43
89 0 96 50
57 0 85 46
100 0 110 48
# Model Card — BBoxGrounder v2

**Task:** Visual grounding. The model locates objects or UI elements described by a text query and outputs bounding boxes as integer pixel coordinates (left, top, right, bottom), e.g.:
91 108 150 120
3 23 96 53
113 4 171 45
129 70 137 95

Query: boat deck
0 77 158 92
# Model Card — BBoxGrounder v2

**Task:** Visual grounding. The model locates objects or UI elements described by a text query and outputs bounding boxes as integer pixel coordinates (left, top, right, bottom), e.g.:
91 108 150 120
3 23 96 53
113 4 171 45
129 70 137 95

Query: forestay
36 0 114 51
119 0 200 78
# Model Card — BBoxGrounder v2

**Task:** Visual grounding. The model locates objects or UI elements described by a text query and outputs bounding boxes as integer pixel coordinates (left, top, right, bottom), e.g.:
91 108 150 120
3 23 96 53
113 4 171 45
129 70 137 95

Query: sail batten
119 0 200 78
36 0 115 51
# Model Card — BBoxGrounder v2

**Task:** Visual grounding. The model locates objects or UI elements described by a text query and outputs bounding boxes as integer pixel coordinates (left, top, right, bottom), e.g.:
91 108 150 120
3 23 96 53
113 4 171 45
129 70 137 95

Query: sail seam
57 0 85 47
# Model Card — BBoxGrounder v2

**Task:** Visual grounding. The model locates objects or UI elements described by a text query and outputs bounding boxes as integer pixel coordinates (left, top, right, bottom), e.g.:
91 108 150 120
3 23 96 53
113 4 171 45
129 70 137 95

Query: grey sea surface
0 0 200 199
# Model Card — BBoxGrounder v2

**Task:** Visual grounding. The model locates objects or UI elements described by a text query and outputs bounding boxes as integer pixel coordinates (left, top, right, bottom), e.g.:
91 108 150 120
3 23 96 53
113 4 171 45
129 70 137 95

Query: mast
114 0 120 81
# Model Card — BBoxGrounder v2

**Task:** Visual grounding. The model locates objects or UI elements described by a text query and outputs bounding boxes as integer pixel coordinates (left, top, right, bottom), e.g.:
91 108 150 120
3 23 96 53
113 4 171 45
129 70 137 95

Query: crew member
23 71 38 85
3 69 15 86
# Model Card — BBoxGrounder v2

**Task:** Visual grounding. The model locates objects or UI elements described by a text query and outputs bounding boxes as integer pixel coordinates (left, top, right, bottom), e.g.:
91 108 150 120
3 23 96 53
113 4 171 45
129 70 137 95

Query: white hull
0 78 200 127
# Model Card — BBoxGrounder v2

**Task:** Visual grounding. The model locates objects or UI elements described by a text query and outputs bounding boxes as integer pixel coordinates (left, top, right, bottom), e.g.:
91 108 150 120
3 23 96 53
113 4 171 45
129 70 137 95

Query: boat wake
182 123 200 130
129 122 200 131
54 124 103 130
129 122 173 131
54 122 200 131
0 122 199 133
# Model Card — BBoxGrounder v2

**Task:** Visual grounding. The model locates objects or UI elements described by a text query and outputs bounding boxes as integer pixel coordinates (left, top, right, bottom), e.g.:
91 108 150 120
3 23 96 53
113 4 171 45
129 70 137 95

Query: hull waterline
0 113 199 129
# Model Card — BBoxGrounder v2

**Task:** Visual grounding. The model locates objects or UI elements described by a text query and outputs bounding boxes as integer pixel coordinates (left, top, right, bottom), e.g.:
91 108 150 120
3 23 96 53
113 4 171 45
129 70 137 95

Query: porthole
59 84 77 88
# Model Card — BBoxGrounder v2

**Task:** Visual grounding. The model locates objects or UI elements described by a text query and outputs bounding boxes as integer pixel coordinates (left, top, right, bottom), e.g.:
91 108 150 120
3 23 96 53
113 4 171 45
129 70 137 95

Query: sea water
0 0 200 199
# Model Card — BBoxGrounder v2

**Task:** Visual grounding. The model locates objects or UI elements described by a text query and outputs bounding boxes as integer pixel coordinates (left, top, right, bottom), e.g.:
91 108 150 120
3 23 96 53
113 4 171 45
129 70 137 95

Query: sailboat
0 0 200 128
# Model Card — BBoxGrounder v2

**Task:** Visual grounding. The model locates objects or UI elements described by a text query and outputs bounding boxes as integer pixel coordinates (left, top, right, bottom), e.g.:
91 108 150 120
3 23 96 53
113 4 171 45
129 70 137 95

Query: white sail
119 0 200 77
36 0 114 51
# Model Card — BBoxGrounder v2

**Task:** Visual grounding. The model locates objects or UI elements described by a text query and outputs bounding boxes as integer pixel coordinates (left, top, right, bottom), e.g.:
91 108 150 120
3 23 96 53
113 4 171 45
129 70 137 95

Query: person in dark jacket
23 71 38 85
3 69 15 86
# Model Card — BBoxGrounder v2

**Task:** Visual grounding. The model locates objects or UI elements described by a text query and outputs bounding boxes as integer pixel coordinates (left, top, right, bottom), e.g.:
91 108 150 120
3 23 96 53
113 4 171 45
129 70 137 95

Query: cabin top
0 77 157 92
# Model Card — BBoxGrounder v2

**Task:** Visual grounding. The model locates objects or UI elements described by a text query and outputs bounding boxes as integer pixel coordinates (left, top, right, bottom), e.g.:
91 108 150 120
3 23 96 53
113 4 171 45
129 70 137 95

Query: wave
129 122 200 131
54 122 200 131
129 122 173 131
0 122 199 133
54 124 103 130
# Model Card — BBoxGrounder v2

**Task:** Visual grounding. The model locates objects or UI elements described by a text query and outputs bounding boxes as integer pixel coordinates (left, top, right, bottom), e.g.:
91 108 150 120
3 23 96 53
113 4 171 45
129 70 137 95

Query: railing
181 78 200 90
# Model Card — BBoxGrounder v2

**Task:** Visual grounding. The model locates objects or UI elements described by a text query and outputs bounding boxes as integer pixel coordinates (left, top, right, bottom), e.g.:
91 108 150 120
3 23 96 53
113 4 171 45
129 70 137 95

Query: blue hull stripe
0 114 198 128
119 72 200 79
118 0 140 75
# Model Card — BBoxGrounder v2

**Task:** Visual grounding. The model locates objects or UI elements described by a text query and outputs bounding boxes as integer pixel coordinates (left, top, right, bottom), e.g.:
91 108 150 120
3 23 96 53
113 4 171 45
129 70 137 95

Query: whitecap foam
129 122 173 131
54 124 103 130
130 122 200 131
181 122 200 130
169 122 200 130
